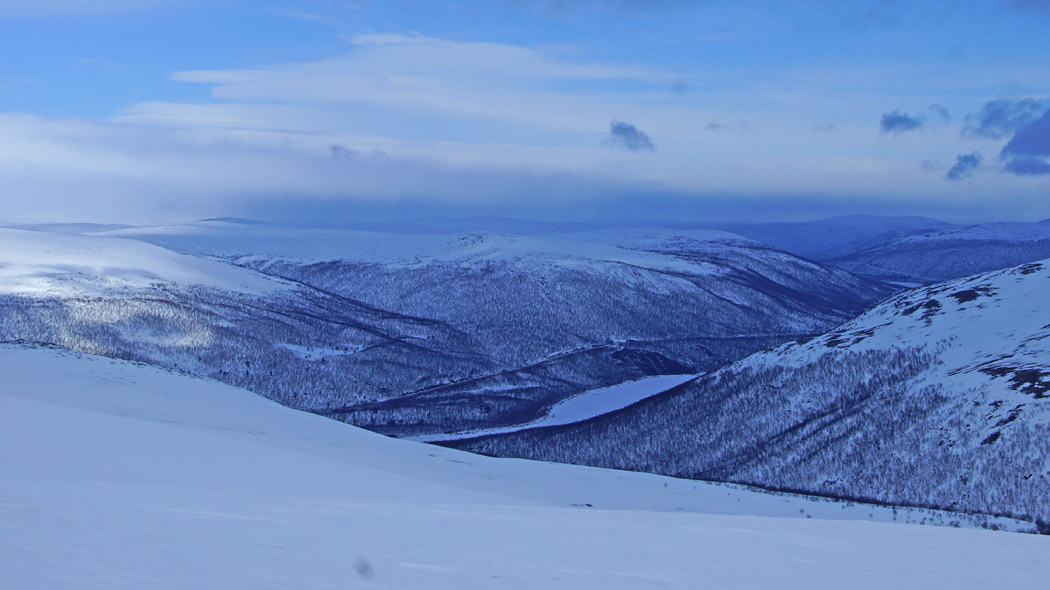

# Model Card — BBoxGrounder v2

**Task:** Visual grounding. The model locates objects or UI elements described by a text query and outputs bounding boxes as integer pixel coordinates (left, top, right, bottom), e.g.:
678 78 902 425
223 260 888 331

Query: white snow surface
1 344 1047 589
422 374 698 442
753 257 1050 412
0 228 284 296
544 373 696 425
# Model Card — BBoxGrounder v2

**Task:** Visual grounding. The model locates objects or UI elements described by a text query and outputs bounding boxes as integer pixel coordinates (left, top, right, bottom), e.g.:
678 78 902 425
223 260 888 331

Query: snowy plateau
2 217 1050 587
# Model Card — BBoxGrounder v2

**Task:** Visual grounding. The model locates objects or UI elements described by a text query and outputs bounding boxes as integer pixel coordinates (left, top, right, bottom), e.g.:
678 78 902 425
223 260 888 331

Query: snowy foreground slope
455 258 1050 524
1 344 1047 589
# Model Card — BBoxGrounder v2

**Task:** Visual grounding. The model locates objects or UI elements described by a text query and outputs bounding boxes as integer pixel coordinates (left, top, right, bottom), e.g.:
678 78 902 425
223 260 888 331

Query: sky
1 0 1049 224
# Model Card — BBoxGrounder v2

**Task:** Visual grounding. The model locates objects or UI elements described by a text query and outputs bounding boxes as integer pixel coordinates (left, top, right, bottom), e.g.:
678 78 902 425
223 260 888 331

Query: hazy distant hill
715 215 956 260
826 220 1050 284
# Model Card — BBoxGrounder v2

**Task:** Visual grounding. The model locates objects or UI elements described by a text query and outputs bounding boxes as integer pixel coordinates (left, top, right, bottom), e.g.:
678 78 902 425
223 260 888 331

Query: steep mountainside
453 259 1050 526
828 220 1050 284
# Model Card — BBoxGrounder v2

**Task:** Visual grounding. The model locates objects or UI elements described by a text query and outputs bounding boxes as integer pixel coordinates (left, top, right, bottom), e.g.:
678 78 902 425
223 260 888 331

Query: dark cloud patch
605 120 655 152
704 121 750 134
880 110 924 133
999 109 1050 175
946 152 982 181
1001 109 1050 157
330 145 389 160
928 104 951 121
1003 156 1050 176
880 106 952 134
962 98 1050 139
670 77 689 94
330 145 356 158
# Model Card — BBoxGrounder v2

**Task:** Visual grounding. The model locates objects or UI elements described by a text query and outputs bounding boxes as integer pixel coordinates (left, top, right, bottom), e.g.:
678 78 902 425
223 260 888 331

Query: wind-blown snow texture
0 223 891 438
1 343 1045 589
453 258 1050 526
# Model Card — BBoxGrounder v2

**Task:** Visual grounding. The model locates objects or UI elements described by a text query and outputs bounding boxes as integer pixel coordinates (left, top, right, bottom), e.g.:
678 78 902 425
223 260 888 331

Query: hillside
453 258 1050 525
0 228 498 417
827 220 1050 283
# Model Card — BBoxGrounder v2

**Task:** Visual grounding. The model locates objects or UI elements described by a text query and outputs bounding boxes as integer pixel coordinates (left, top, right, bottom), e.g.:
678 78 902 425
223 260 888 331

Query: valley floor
1 345 1047 589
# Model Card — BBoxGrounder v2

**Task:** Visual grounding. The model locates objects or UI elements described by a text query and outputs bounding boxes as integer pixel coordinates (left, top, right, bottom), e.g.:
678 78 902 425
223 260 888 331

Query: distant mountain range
114 213 1050 286
824 220 1050 284
0 225 888 438
715 214 956 261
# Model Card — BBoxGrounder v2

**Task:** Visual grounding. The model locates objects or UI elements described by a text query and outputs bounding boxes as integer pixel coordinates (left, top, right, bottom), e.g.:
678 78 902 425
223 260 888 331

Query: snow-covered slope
454 258 1050 525
0 228 497 420
1 343 1046 588
90 220 892 437
828 220 1050 283
0 228 283 296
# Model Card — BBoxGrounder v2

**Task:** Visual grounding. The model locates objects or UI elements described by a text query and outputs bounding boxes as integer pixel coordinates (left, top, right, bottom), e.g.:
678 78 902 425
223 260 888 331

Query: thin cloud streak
4 113 1050 225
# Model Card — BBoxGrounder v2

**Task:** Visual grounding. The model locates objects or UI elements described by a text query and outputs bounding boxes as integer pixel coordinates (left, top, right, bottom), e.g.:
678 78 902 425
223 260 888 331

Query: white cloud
0 113 642 223
3 111 1050 225
122 33 679 139
4 33 1049 223
114 33 1041 165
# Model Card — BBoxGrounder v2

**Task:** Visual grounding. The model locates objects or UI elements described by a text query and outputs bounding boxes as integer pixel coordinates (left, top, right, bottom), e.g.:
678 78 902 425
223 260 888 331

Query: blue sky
1 0 1049 223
